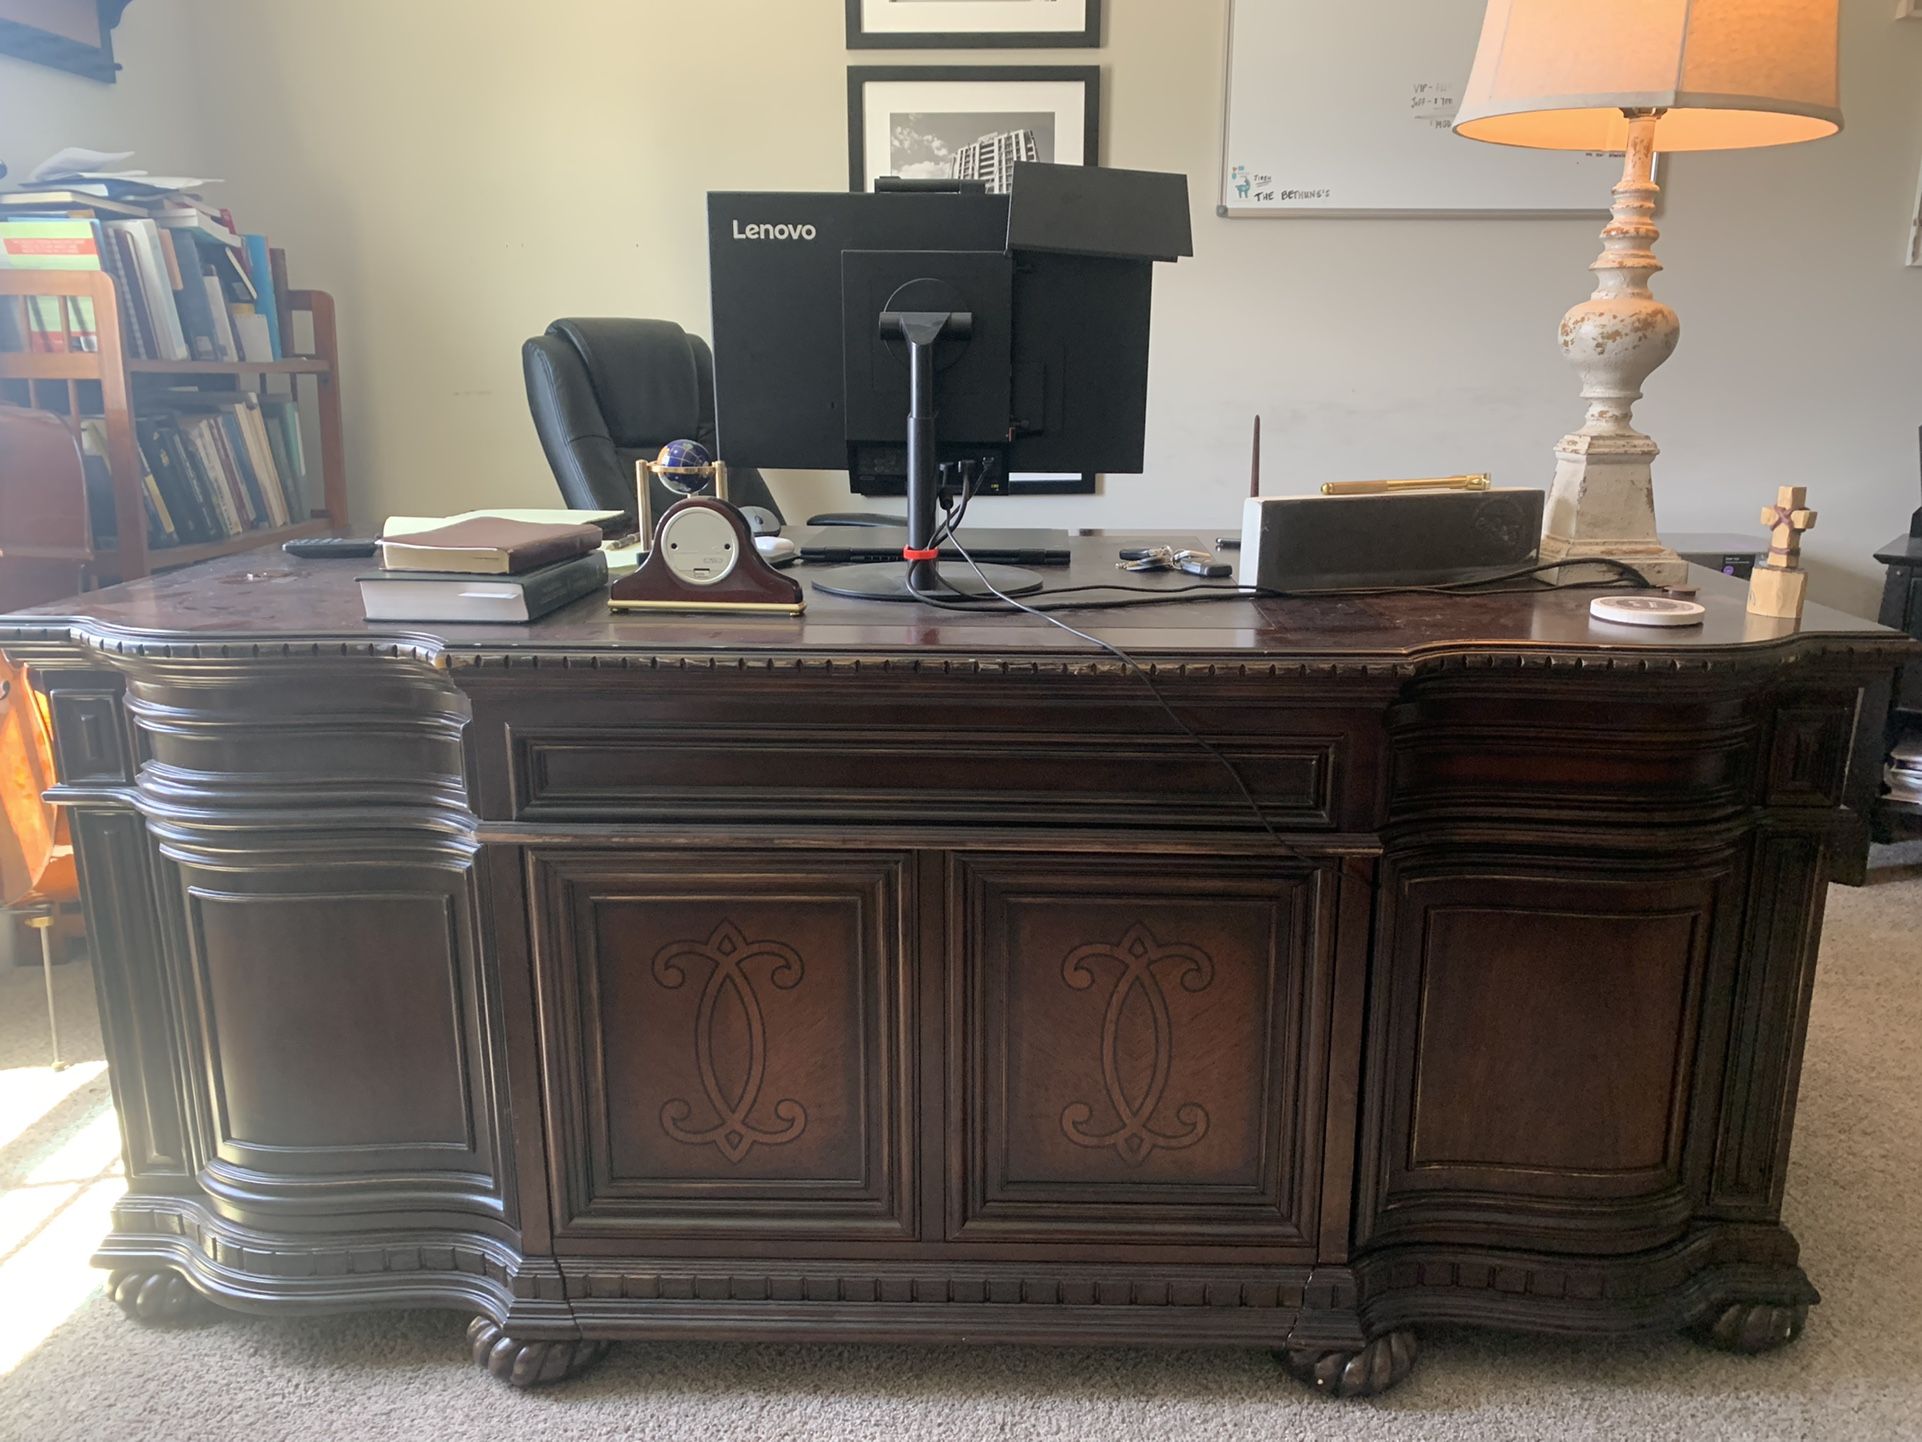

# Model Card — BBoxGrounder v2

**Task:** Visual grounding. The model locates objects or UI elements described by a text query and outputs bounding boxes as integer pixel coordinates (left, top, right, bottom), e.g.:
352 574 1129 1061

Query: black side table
1874 527 1922 841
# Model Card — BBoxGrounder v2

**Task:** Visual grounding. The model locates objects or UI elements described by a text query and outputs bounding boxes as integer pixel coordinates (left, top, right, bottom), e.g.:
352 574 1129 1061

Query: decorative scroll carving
1060 923 1214 1165
653 921 807 1163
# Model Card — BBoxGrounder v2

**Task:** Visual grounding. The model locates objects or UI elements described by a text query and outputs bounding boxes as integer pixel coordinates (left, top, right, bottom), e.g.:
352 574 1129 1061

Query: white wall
14 0 1922 614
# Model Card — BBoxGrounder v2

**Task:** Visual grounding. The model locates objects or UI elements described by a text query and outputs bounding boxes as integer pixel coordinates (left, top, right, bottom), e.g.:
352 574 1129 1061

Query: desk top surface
3 535 1912 675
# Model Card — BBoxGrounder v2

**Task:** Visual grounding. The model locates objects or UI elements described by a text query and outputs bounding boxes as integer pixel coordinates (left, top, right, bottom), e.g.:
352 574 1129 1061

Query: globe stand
637 456 731 550
812 308 1042 605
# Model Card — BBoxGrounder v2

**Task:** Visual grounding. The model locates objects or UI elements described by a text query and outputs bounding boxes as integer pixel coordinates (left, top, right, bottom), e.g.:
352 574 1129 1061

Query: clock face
658 507 741 587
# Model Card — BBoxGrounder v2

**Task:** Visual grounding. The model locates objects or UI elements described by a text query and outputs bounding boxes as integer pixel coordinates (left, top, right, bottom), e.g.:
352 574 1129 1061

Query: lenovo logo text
732 221 818 241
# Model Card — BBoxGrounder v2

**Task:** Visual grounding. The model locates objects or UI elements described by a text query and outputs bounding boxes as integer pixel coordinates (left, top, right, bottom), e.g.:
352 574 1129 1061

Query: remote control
283 537 379 559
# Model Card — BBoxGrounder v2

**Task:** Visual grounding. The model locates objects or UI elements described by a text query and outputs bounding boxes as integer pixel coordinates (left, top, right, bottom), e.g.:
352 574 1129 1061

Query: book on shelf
0 218 104 352
152 205 241 249
0 189 156 219
242 234 283 360
357 551 610 624
77 418 118 543
102 219 190 360
377 518 604 575
133 394 309 544
100 226 150 356
1890 738 1922 806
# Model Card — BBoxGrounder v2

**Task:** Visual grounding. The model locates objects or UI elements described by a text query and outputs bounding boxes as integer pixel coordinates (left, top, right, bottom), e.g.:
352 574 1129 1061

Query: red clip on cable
902 547 941 562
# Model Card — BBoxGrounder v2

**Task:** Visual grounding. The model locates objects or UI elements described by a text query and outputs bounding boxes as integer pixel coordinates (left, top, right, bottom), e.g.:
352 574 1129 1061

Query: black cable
928 462 985 548
901 556 1655 615
910 535 1301 858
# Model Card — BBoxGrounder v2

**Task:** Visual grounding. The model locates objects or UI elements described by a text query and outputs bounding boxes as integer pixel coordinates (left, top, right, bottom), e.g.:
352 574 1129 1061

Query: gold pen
1320 473 1492 497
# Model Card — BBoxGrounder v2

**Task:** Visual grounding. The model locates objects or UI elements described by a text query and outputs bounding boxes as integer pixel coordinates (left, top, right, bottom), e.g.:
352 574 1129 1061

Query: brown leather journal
378 518 602 575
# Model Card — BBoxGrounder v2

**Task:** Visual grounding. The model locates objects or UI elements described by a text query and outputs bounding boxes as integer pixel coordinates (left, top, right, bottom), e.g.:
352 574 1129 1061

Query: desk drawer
472 677 1377 831
1389 688 1757 823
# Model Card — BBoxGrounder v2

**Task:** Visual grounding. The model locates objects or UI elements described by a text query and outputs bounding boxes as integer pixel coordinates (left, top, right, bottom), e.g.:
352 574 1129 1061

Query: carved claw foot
106 1268 204 1325
1278 1329 1419 1398
1691 1301 1808 1355
468 1316 610 1388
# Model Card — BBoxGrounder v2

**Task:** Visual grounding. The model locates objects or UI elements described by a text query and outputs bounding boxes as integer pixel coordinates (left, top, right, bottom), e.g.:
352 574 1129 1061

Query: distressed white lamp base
1540 438 1688 586
1538 110 1688 589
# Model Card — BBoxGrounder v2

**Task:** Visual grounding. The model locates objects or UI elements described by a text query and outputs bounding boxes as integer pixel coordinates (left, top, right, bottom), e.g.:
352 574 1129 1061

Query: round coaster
1590 595 1707 628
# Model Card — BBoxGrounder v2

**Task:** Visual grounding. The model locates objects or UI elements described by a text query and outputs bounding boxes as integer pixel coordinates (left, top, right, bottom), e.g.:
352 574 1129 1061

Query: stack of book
359 518 609 623
0 149 286 363
1889 735 1922 808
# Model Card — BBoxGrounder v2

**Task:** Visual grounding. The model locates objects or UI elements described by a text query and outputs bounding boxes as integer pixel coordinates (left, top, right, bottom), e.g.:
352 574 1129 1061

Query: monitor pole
900 309 953 596
813 307 1043 603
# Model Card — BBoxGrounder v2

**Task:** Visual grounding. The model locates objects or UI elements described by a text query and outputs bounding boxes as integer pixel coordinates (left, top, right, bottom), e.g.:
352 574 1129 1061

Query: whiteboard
1219 0 1628 218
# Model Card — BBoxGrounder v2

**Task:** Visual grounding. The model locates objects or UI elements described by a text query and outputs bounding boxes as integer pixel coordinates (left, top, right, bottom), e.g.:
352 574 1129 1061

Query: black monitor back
708 189 1156 483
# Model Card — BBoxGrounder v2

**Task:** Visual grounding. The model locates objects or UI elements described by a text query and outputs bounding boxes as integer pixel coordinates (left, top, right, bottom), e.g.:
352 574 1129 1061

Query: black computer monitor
708 163 1190 599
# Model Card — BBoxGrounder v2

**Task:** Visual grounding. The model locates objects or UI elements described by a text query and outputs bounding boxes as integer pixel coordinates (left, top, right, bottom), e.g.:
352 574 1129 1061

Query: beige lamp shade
1454 0 1842 152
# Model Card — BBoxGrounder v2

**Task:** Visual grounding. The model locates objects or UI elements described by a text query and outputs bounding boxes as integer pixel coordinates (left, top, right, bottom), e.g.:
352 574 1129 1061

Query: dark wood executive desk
3 540 1913 1397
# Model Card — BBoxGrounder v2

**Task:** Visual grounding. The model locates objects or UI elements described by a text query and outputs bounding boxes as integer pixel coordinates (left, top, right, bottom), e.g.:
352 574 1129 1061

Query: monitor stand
813 308 1043 603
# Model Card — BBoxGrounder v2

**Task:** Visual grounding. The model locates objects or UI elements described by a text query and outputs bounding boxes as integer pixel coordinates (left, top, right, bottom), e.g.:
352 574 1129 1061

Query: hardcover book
378 518 603 576
357 551 610 623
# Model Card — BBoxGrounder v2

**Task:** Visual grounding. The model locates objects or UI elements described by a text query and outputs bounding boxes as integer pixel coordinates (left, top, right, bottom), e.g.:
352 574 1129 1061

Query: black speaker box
1236 490 1545 591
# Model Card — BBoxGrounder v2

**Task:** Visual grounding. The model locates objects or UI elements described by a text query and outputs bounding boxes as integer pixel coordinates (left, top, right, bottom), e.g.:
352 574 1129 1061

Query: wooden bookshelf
0 270 348 582
128 357 336 376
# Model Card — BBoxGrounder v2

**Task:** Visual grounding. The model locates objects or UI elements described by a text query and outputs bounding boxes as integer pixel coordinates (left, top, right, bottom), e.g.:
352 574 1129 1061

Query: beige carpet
2 849 1918 1442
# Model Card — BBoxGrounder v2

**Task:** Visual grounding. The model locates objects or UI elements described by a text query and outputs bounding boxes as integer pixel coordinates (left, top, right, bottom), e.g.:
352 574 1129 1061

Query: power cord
908 557 1656 615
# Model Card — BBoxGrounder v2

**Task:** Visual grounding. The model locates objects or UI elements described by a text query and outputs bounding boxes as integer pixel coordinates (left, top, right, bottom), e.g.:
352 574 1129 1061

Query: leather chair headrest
546 319 703 450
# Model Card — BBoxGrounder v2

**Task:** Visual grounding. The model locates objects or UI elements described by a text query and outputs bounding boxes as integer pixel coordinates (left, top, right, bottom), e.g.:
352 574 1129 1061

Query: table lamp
1455 0 1842 585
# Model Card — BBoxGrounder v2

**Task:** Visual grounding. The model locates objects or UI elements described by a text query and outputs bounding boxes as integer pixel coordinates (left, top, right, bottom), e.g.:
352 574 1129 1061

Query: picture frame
1909 153 1922 268
0 0 128 82
847 65 1101 194
846 0 1101 50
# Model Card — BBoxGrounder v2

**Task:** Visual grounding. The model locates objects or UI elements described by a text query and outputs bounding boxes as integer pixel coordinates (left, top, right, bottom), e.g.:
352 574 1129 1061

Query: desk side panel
29 649 542 1318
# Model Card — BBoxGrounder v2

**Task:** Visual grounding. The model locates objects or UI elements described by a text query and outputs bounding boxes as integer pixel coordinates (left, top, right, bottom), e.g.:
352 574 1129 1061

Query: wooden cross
1759 485 1817 571
1749 485 1818 620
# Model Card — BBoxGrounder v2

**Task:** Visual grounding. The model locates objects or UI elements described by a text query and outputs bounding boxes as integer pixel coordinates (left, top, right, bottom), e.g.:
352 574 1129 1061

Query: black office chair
521 318 782 526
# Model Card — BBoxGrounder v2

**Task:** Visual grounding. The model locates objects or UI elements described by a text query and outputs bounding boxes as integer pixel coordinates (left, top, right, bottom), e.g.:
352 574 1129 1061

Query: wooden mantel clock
608 442 803 616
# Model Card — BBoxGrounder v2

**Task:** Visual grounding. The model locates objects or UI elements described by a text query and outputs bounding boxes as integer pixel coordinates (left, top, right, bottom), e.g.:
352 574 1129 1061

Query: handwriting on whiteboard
1231 163 1331 205
1409 80 1460 133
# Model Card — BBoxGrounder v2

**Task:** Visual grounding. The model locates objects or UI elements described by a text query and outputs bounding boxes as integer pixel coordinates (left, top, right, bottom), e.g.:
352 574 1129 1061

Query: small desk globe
654 439 714 497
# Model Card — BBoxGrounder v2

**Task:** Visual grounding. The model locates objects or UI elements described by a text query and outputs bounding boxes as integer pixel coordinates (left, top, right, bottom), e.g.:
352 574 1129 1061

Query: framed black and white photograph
847 0 1101 50
847 65 1100 195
